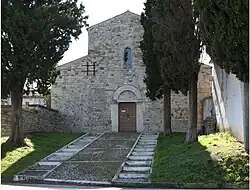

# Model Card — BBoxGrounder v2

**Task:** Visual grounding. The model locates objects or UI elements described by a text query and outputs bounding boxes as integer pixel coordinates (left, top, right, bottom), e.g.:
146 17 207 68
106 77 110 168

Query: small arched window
124 47 132 69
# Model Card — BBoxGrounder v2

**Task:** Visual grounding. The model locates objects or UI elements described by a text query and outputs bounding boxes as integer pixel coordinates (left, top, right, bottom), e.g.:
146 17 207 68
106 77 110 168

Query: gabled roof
57 55 88 69
88 10 140 29
57 10 140 68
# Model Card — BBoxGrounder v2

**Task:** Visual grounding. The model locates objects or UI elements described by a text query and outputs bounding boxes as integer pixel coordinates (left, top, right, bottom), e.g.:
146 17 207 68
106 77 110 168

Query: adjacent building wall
212 63 246 141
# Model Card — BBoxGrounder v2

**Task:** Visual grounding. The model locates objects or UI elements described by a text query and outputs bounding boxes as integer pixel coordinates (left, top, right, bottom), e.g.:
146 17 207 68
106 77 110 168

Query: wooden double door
118 103 136 132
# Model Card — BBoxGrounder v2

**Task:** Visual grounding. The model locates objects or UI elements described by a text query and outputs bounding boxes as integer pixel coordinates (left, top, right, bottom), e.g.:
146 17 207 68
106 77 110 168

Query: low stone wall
1 105 71 136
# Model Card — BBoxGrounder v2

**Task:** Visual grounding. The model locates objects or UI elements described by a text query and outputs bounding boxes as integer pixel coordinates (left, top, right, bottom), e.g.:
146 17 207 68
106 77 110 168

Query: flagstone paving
45 133 140 181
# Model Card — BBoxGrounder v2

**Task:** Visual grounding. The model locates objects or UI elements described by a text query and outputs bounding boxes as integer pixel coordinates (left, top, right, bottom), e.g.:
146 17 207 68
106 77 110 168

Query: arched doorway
111 85 143 132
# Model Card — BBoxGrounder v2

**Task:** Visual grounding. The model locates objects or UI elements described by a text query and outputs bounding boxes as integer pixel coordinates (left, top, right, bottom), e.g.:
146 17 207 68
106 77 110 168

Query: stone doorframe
111 85 144 132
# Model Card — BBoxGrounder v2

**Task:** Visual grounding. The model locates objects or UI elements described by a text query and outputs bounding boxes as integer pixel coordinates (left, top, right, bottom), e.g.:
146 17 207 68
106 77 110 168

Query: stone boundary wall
1 105 70 136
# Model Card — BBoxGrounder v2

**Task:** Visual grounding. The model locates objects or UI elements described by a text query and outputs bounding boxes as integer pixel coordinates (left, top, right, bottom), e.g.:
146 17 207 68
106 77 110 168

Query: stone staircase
13 133 103 181
113 133 158 183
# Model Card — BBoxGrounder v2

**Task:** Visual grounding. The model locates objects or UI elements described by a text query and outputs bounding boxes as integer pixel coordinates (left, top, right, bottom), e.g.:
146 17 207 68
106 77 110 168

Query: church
51 11 212 133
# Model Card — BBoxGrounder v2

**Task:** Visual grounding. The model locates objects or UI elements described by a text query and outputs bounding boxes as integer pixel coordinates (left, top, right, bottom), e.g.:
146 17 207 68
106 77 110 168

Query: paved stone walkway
13 133 158 185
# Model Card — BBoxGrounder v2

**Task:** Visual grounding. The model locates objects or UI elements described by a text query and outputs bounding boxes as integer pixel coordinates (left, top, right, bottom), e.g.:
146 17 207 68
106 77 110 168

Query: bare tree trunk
243 82 249 153
185 77 198 143
163 85 172 134
8 85 26 147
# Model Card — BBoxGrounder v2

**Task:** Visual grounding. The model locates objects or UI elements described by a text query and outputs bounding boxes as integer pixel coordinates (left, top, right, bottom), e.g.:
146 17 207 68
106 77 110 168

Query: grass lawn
151 132 249 185
1 132 81 181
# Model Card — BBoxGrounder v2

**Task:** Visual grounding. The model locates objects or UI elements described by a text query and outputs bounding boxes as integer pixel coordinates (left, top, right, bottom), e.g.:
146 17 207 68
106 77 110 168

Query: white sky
58 0 146 66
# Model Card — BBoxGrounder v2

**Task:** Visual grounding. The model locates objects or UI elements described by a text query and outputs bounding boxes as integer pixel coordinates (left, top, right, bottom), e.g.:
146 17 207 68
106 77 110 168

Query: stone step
46 155 71 161
136 145 156 149
137 144 156 148
125 161 152 166
60 148 80 152
80 137 96 140
73 143 88 147
77 139 91 143
119 173 150 179
134 148 154 152
54 152 75 156
137 145 154 149
38 162 61 166
26 169 51 172
140 138 156 140
114 178 148 183
29 164 56 171
138 143 156 146
123 166 150 172
81 137 96 140
139 139 157 142
128 156 153 161
19 170 48 177
141 137 157 139
140 138 157 141
67 145 84 149
132 152 154 156
138 141 156 145
141 135 158 137
72 142 89 146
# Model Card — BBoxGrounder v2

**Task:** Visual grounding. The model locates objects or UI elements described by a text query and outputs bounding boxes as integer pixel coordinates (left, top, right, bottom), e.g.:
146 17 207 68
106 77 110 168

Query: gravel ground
87 139 136 149
101 133 139 140
70 147 130 161
47 162 121 181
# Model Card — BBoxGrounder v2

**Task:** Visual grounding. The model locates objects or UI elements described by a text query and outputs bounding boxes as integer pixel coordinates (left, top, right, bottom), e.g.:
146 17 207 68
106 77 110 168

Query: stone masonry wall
197 64 213 130
52 11 212 133
1 105 71 136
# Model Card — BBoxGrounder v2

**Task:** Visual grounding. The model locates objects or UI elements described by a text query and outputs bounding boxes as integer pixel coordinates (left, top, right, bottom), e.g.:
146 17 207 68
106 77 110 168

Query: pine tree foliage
2 0 88 97
151 0 201 91
140 0 173 133
140 0 164 101
195 0 249 82
1 0 88 146
141 0 201 97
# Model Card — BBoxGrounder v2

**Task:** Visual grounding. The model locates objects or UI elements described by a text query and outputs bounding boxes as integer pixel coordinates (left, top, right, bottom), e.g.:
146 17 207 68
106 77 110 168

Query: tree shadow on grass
1 132 81 183
1 141 19 160
151 132 249 186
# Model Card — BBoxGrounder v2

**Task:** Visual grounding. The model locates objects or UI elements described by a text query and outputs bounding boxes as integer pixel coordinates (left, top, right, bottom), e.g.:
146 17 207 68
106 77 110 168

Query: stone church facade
51 11 212 133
